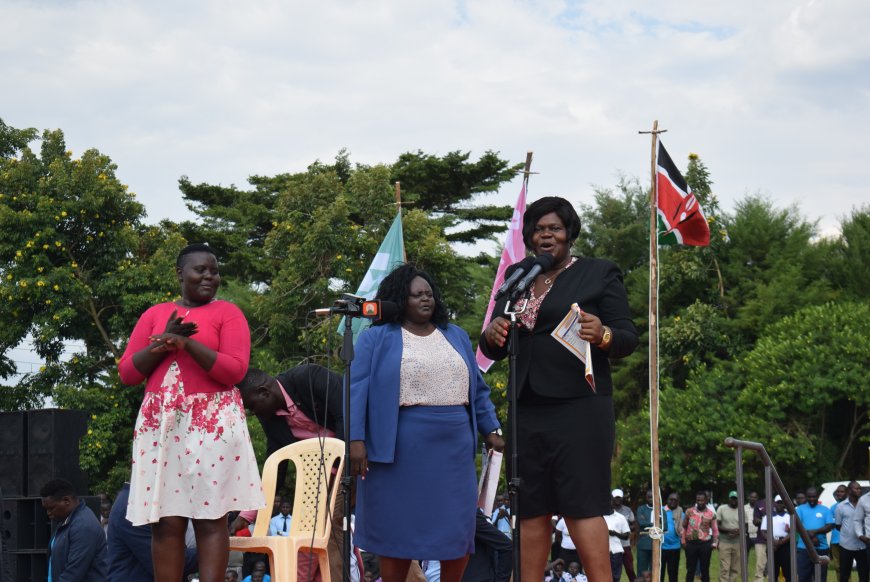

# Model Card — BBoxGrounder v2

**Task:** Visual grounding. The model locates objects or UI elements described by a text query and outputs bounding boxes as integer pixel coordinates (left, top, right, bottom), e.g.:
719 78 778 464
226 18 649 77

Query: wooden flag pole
639 120 667 582
522 151 534 181
394 182 407 262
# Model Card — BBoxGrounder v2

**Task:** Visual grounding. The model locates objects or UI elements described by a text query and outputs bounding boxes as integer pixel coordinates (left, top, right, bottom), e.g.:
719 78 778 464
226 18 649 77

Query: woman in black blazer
480 196 638 582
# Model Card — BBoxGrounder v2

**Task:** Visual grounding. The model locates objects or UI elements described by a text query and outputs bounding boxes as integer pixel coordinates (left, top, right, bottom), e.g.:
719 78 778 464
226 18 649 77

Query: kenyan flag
656 141 710 246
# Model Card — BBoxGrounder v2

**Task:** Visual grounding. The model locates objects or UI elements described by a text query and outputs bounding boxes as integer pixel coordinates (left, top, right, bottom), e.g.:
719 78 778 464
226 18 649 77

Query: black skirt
514 394 615 519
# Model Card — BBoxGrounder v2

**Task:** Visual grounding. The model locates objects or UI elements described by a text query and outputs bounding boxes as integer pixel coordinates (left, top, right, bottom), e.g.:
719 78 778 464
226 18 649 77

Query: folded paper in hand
477 448 503 515
550 303 596 391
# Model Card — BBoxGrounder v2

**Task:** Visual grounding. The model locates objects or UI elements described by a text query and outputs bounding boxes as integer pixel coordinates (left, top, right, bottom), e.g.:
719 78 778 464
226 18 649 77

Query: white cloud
1 0 867 238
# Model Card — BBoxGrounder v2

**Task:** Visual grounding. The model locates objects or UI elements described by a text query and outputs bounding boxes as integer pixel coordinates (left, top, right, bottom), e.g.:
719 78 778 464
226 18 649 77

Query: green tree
391 150 521 243
739 301 870 479
0 120 186 493
616 365 747 496
717 196 834 343
827 206 870 300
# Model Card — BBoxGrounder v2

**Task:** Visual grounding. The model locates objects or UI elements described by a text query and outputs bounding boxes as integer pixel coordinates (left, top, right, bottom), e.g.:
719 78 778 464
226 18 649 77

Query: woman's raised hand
484 316 510 348
162 310 198 337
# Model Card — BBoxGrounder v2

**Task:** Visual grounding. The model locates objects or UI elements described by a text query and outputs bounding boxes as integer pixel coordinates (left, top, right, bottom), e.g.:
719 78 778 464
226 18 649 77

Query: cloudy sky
3 0 869 244
2 0 869 379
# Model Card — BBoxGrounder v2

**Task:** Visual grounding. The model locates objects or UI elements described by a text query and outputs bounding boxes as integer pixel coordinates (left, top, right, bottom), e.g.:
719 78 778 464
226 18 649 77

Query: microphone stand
338 309 357 582
504 290 529 580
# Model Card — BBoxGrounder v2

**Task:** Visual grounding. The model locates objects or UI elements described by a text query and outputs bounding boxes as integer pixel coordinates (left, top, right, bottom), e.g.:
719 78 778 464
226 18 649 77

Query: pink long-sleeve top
118 300 250 394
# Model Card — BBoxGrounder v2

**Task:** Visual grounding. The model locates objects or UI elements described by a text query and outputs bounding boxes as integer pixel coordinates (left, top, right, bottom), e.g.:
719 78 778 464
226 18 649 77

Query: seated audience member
40 478 107 581
544 559 566 582
242 560 271 582
108 482 198 582
225 570 240 582
268 498 293 537
565 561 587 582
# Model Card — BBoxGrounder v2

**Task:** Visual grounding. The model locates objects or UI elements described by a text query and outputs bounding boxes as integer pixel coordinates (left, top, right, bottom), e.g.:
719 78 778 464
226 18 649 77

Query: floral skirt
126 361 265 526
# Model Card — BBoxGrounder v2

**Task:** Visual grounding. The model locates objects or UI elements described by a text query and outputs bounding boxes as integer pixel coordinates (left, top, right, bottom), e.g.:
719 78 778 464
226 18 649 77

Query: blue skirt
354 405 476 560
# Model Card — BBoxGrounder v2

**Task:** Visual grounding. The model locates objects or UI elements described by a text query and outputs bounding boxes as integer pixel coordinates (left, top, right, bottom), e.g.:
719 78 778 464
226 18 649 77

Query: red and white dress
118 300 265 525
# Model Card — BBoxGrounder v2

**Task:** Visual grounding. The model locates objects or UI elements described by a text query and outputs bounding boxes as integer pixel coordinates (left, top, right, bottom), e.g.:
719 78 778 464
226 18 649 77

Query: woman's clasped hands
149 310 198 353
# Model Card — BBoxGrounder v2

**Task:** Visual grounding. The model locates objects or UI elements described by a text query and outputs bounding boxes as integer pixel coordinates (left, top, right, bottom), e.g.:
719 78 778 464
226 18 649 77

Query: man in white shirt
268 499 292 537
835 481 867 582
759 495 791 582
604 508 631 582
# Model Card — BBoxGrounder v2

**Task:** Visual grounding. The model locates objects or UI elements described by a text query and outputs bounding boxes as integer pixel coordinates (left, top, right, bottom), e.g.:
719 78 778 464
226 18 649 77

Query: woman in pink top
118 243 264 582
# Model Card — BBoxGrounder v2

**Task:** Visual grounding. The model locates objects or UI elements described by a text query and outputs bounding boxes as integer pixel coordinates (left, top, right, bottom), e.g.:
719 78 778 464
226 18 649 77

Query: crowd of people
39 477 870 582
34 196 860 582
539 484 870 582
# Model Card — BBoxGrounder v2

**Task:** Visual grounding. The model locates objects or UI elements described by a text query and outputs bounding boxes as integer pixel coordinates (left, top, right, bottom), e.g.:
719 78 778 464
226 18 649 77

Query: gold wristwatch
598 326 612 348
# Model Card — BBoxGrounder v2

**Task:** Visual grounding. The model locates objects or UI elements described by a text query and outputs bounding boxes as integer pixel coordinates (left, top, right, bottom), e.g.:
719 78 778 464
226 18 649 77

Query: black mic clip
312 293 367 317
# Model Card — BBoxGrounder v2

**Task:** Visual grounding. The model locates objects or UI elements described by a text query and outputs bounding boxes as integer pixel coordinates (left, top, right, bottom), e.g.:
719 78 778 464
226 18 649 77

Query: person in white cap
759 496 791 581
611 489 637 582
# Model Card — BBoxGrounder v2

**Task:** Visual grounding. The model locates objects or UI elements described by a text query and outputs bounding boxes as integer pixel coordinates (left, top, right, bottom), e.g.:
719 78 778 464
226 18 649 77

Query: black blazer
259 363 345 458
479 257 638 398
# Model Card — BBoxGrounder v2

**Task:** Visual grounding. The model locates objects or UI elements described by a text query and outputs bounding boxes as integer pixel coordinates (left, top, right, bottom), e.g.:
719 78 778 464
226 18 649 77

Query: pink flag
476 182 528 372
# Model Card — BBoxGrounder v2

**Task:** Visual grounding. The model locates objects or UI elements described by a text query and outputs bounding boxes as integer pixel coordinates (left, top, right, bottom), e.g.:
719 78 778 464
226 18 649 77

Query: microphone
494 255 536 300
311 299 400 323
512 253 555 297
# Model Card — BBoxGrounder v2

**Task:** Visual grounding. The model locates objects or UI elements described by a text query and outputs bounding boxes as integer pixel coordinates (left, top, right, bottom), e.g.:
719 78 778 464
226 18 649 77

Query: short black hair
375 264 449 328
176 243 216 268
235 367 272 397
521 196 582 251
40 478 77 500
695 490 708 499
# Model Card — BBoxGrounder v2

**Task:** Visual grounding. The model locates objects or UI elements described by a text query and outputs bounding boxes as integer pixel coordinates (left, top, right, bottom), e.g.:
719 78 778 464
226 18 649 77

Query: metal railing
724 437 830 582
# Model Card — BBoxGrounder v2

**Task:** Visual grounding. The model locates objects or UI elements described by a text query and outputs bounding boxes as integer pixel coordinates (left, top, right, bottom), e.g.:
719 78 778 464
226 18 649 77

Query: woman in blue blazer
349 264 504 582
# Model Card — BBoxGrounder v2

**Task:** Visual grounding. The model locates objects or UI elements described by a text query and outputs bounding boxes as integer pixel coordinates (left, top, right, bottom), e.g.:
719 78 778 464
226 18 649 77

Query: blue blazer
48 500 107 582
349 323 501 463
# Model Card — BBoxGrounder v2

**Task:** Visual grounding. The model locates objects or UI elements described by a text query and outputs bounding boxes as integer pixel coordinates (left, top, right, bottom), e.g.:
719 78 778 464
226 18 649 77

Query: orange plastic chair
229 437 345 582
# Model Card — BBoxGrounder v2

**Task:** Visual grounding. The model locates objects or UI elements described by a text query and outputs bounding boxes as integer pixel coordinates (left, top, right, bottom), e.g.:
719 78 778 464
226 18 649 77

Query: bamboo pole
640 120 666 582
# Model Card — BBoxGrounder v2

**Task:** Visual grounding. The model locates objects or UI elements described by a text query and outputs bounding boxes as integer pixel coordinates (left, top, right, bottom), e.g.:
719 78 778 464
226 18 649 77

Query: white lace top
399 327 470 406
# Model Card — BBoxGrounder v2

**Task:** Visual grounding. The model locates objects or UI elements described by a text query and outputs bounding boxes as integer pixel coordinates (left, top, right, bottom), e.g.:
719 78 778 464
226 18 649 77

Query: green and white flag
339 212 405 341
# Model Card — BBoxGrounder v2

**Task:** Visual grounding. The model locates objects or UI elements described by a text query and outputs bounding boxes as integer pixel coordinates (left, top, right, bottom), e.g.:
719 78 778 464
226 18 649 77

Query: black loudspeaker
1 498 31 552
0 498 50 552
0 412 26 497
26 409 88 497
7 551 48 582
